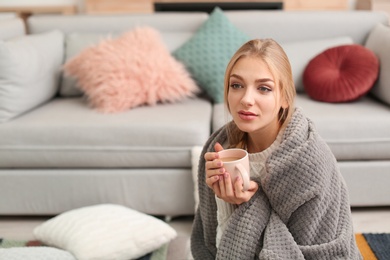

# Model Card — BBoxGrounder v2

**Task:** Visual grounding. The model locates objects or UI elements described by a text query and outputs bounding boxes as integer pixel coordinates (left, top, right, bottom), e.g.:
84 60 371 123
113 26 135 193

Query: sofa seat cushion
212 95 390 161
296 94 390 160
0 98 212 168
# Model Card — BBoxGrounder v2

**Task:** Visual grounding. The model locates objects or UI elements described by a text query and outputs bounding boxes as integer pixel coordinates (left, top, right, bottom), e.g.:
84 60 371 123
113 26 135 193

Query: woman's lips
238 110 258 120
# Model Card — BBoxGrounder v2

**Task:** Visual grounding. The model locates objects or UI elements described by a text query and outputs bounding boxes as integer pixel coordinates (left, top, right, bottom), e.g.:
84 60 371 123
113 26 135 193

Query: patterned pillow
173 7 250 103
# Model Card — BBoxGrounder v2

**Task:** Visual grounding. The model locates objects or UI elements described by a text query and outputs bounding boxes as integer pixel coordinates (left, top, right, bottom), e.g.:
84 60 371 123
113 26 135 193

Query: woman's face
227 56 286 137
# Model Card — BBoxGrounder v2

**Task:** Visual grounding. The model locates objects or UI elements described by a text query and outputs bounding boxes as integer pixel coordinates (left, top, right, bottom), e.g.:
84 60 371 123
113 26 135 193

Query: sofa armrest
366 23 390 106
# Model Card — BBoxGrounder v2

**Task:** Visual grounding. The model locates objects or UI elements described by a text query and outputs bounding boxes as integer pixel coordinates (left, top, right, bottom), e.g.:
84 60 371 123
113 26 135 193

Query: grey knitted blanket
191 108 362 260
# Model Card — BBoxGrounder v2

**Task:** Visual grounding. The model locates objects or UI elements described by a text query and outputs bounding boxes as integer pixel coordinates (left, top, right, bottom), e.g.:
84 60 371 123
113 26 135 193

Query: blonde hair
224 39 296 149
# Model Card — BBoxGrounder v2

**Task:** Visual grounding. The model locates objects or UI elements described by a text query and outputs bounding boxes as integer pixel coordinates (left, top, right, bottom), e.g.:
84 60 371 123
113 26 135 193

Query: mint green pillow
173 7 250 103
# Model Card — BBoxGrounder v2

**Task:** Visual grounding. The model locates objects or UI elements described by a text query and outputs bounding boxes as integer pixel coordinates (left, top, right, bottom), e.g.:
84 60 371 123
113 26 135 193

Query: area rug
1 234 389 259
355 233 390 260
0 238 169 260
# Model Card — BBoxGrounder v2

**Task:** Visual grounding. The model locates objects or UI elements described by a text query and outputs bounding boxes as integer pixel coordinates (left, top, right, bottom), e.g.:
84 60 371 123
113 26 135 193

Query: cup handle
235 164 250 191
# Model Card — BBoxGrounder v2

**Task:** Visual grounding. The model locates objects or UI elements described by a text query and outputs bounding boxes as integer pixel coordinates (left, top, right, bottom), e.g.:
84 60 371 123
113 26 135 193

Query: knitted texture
191 108 362 260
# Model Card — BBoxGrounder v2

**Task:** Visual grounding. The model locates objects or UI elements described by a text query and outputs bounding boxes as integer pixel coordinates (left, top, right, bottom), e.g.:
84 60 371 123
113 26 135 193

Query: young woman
191 39 362 259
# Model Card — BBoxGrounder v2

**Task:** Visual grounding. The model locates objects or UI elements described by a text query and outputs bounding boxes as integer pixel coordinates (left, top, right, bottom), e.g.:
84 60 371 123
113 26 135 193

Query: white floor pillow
33 204 177 260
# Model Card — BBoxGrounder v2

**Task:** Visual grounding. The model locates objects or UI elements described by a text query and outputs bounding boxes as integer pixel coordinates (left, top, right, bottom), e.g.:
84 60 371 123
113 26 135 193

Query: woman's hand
204 142 225 190
217 173 259 205
204 143 259 205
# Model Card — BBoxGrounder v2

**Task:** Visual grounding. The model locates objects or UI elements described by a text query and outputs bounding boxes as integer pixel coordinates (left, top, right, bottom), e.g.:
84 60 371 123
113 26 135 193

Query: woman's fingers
222 173 235 199
214 142 224 153
232 176 244 199
204 151 218 161
205 160 224 174
213 182 221 198
218 174 226 196
205 174 220 188
248 181 259 191
204 143 226 195
234 179 259 204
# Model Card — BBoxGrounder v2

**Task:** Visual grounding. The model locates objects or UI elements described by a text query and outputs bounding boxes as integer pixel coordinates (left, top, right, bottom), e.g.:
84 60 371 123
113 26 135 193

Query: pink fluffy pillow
64 27 199 113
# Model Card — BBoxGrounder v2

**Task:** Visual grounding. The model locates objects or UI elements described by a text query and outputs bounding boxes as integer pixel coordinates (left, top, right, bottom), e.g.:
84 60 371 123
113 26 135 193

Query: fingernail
219 168 225 173
214 175 219 180
224 173 229 179
217 162 222 167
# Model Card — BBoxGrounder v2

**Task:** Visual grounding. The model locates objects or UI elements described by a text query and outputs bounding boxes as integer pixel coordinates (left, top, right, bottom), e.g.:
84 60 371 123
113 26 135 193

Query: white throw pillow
33 204 177 260
281 36 354 92
365 23 390 106
0 30 64 123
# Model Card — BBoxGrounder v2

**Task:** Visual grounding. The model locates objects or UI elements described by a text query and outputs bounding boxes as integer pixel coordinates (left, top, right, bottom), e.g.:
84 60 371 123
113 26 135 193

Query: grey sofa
0 10 389 217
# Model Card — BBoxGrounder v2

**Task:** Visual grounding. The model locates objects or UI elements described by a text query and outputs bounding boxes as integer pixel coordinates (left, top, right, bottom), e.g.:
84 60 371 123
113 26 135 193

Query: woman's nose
240 89 254 106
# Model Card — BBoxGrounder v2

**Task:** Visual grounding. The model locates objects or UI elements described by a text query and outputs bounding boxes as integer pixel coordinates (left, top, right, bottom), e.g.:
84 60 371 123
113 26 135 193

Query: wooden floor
1 207 390 241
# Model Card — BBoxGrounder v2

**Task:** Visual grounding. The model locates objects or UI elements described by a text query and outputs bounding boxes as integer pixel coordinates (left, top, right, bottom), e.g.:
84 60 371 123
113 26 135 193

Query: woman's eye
258 86 271 92
230 83 242 89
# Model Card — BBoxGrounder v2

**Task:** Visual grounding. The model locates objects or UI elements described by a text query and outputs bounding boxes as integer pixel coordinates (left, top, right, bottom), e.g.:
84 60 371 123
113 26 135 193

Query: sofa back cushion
27 13 208 97
27 13 208 51
224 10 388 45
280 36 353 92
224 10 387 92
0 17 25 40
0 30 64 123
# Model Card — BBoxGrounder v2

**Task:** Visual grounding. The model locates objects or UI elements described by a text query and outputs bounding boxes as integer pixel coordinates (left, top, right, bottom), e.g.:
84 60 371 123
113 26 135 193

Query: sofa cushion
64 27 199 113
303 44 379 102
26 13 209 97
0 17 25 40
0 30 64 123
280 37 353 92
28 13 208 49
295 94 390 160
212 95 390 161
224 11 388 45
173 7 250 103
34 204 177 260
365 23 390 106
0 168 196 216
0 97 212 168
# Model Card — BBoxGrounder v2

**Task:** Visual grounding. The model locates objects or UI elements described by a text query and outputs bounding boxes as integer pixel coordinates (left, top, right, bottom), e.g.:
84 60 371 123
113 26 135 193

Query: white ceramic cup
218 148 250 191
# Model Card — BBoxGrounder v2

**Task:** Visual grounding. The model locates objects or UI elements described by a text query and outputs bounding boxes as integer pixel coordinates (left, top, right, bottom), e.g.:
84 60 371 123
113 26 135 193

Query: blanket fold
191 108 361 260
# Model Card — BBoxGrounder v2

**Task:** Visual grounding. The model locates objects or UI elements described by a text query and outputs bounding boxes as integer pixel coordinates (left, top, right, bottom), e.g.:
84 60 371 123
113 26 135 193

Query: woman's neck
247 123 282 153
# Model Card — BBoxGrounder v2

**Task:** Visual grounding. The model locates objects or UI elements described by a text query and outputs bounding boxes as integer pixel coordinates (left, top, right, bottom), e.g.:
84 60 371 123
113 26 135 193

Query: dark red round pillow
303 44 379 103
